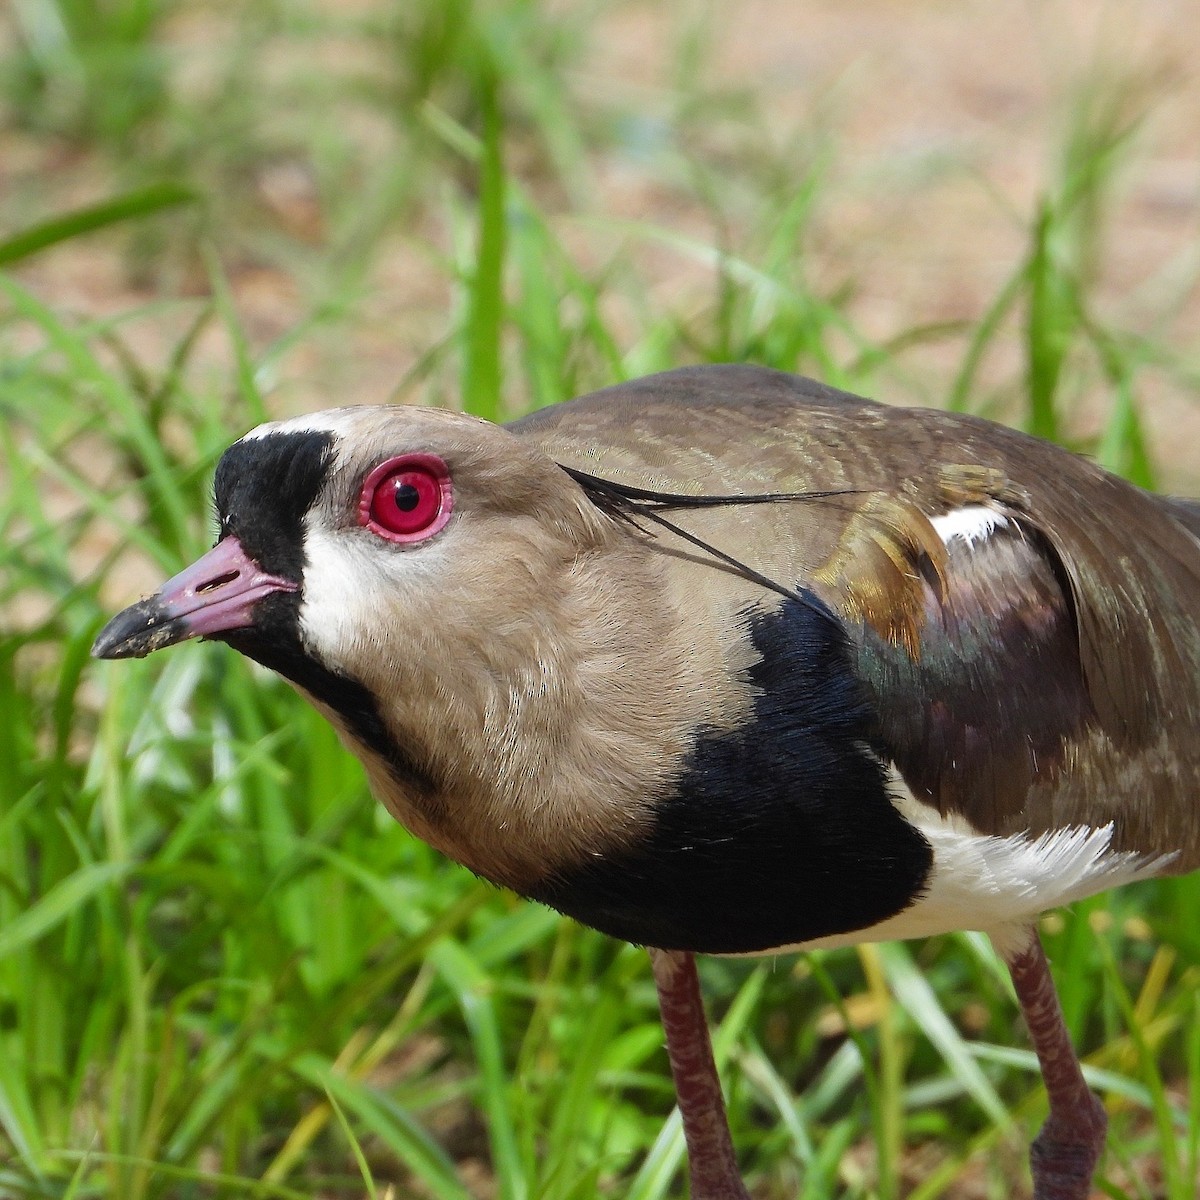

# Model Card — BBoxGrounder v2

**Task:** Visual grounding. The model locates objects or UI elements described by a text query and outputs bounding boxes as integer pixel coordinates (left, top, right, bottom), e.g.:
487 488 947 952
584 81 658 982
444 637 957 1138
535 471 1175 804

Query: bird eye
359 453 453 543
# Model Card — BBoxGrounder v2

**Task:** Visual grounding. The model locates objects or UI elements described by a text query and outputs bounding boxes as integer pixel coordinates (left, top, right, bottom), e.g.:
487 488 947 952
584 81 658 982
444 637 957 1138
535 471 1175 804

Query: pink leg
1005 932 1107 1200
649 949 751 1200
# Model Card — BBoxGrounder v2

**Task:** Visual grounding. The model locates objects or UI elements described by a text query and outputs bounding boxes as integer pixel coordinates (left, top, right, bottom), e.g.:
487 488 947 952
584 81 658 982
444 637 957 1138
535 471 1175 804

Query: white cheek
931 506 1009 546
297 521 450 668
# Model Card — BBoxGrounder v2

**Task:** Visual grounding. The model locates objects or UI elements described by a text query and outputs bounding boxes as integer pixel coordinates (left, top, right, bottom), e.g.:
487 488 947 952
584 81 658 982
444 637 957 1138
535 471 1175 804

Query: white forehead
238 408 369 443
237 405 495 453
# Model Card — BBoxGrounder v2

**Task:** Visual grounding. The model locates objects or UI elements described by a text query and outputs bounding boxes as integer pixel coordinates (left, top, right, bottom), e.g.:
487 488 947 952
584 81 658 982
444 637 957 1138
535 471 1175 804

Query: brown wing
822 478 1200 865
1163 495 1200 541
841 510 1096 835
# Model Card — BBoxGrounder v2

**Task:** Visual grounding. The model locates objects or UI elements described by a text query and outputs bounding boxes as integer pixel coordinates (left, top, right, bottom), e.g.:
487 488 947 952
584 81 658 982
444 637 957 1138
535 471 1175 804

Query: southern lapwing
94 365 1200 1200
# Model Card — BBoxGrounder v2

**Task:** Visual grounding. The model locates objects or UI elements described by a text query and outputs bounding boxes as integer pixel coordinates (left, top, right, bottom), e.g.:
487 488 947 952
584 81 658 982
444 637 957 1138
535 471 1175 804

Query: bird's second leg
649 948 751 1200
1003 929 1107 1200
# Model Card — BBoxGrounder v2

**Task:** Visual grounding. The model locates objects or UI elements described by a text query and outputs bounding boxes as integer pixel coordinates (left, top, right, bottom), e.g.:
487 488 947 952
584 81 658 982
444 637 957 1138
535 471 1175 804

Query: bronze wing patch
820 490 1097 837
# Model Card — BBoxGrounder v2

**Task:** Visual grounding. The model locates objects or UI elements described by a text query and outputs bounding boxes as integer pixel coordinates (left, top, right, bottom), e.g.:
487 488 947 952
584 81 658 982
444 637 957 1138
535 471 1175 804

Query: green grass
2 2 1199 1197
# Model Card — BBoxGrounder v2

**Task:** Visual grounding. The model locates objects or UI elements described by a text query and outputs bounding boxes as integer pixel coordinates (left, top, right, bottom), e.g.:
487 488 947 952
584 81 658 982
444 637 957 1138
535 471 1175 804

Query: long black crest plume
559 464 860 620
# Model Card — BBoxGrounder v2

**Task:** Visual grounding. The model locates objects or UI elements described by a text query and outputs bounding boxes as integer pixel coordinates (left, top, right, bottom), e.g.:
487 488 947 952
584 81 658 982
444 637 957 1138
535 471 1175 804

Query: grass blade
462 63 508 422
0 863 131 961
877 942 1009 1128
430 939 527 1200
0 184 197 266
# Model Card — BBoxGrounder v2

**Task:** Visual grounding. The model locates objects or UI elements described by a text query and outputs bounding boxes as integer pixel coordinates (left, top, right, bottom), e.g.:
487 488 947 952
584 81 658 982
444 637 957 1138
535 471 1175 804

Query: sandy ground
3 0 1198 486
587 0 1200 485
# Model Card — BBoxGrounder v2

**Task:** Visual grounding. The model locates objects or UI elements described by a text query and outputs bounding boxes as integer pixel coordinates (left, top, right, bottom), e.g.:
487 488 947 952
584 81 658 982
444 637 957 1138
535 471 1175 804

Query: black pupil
394 481 421 511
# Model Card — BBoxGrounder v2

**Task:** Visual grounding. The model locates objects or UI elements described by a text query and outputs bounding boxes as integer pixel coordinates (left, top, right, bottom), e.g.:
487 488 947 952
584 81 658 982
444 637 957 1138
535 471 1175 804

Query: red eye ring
359 453 453 543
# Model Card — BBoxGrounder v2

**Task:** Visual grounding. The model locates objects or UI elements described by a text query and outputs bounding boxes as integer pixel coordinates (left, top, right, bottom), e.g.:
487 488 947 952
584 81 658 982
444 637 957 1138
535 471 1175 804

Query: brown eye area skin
358 453 454 543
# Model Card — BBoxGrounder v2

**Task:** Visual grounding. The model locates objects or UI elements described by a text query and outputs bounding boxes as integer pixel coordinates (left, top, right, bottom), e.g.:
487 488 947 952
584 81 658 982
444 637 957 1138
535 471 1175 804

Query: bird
92 363 1200 1200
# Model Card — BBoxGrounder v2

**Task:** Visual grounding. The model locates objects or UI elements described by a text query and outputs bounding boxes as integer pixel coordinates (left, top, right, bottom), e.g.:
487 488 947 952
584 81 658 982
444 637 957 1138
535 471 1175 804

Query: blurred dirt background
2 0 1198 484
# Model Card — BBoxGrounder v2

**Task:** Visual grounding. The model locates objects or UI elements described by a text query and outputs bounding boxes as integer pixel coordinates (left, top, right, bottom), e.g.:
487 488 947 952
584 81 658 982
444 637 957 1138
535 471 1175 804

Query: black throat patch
528 590 934 953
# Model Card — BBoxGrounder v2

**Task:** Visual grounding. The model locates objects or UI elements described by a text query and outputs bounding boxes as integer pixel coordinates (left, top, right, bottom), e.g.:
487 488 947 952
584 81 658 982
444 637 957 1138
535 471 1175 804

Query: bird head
94 405 611 659
92 405 713 889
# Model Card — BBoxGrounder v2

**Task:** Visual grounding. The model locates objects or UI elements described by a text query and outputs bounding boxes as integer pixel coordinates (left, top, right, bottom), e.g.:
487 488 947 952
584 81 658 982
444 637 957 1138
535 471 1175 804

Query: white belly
739 773 1173 960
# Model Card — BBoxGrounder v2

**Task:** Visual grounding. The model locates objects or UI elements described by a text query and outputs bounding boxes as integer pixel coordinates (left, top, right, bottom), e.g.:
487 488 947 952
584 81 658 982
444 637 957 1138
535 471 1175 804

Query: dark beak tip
92 536 287 663
90 627 144 660
91 597 191 661
90 634 117 660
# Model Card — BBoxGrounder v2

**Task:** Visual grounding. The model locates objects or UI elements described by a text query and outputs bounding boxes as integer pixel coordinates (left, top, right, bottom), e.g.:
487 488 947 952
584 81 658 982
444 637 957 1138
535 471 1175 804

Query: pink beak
92 536 298 659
